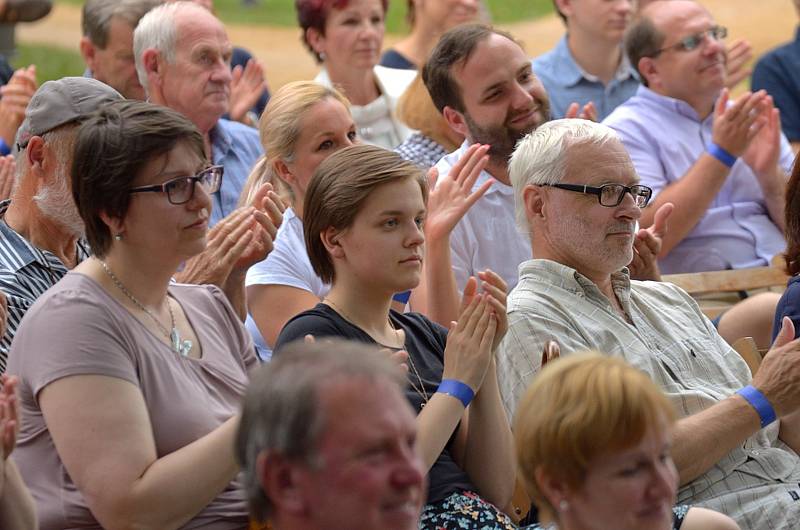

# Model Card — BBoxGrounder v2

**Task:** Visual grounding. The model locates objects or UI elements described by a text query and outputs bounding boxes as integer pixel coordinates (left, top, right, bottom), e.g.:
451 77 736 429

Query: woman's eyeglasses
128 165 223 205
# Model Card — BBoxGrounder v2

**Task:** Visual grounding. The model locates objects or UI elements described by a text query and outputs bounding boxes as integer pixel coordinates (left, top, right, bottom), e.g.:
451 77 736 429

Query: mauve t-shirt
7 272 257 530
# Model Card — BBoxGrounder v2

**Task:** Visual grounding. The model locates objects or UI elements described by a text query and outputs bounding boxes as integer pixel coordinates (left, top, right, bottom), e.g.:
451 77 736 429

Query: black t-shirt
275 304 476 504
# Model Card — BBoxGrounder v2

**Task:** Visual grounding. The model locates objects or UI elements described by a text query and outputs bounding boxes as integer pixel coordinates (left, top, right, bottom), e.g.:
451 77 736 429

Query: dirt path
14 1 797 90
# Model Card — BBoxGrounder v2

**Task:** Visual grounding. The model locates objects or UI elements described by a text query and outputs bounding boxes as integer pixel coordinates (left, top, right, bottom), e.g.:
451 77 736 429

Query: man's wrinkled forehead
453 32 526 88
563 139 639 185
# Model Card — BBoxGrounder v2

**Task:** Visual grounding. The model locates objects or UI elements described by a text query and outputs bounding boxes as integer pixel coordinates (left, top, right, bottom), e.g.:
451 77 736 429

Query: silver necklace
323 298 403 348
100 261 192 357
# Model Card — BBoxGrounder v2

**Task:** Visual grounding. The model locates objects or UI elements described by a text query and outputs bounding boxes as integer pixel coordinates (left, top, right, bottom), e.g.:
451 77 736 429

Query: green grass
56 0 554 32
14 42 86 83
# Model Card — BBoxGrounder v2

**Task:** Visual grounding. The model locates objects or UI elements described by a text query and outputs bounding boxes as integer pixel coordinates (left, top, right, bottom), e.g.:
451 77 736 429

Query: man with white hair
500 118 800 530
134 1 262 228
0 77 121 373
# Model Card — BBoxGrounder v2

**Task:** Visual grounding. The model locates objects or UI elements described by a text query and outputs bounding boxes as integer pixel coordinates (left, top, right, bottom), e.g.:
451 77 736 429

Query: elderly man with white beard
0 77 122 373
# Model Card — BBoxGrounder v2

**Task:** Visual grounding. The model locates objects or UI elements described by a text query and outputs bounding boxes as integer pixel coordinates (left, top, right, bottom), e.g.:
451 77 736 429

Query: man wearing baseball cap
0 76 121 373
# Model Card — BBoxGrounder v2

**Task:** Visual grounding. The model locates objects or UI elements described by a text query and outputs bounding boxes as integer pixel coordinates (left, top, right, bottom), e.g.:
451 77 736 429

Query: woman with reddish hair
296 0 415 149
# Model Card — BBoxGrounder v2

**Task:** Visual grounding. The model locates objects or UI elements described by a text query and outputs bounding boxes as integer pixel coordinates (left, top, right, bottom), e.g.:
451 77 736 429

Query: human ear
523 184 546 222
257 452 308 515
306 27 325 57
79 37 97 70
99 210 125 239
534 467 571 514
637 57 658 89
274 159 296 187
554 0 573 18
321 226 345 259
442 106 470 140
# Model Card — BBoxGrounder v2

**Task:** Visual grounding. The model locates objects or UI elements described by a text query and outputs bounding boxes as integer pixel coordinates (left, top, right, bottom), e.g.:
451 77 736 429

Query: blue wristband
707 142 737 168
0 138 10 156
736 385 776 428
437 379 475 408
392 290 411 304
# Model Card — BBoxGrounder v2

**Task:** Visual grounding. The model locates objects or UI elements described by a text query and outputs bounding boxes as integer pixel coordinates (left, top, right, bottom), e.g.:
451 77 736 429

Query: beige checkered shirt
499 259 800 529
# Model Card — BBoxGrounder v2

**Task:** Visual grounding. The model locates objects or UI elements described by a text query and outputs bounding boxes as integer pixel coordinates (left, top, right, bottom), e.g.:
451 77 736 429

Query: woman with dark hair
380 0 481 70
773 155 800 339
296 0 415 149
275 144 515 529
6 100 282 530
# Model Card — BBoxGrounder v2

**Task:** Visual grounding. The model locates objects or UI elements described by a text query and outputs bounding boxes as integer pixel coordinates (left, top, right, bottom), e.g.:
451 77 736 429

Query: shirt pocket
657 337 746 399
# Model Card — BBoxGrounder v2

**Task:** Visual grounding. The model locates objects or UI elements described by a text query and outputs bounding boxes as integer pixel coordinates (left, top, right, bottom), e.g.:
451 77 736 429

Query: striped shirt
0 201 89 373
499 259 800 529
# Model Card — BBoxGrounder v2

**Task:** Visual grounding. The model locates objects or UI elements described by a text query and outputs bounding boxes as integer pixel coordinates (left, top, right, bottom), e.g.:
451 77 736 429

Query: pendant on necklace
170 327 192 357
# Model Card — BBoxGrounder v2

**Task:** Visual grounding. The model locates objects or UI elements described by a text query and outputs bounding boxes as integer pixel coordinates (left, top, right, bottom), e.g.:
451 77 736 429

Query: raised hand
442 293 497 393
228 59 268 125
565 101 598 122
743 96 782 181
0 155 16 201
752 317 800 417
711 88 769 158
0 374 20 460
0 65 37 145
629 202 673 281
724 39 753 89
540 340 560 368
424 143 491 242
477 269 508 352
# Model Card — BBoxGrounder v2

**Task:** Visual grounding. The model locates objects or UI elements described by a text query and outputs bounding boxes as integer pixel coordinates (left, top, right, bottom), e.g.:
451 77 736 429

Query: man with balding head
134 1 262 227
500 118 800 530
603 0 794 274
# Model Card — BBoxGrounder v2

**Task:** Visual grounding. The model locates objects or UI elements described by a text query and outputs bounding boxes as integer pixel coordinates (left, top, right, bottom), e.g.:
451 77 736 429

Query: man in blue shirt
532 0 639 120
752 0 800 153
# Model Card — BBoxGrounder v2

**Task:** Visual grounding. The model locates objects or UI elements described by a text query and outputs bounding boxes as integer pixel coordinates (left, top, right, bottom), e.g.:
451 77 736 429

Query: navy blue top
772 275 800 341
379 48 416 70
275 304 476 504
752 27 800 142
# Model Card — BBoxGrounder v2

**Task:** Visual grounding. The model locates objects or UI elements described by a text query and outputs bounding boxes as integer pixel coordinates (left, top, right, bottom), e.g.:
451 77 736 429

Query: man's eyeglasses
543 183 653 208
128 165 223 205
651 26 727 56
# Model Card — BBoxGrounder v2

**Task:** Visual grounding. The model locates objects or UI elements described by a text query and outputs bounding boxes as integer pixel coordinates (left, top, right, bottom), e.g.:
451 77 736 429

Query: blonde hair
239 81 351 207
396 74 460 152
514 352 677 514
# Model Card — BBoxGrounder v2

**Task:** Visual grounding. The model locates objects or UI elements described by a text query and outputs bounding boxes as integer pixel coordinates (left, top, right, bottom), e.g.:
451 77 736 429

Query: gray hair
509 119 620 233
82 0 161 49
134 2 204 93
13 124 77 195
235 339 406 523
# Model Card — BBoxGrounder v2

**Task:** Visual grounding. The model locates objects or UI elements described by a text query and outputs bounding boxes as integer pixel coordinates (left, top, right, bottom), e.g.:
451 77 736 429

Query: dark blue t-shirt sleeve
752 49 800 141
773 277 800 341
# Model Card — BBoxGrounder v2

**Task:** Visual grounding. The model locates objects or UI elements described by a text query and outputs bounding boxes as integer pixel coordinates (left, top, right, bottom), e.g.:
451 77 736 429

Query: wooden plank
662 266 789 296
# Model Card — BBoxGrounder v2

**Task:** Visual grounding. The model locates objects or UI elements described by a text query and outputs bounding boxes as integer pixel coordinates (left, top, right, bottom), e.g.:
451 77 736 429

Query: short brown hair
624 14 666 87
785 156 800 275
303 145 428 284
72 99 205 257
514 352 677 514
423 23 518 113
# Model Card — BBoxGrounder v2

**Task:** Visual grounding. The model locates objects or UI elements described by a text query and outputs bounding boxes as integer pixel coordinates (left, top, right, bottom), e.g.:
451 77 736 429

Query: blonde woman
515 353 740 530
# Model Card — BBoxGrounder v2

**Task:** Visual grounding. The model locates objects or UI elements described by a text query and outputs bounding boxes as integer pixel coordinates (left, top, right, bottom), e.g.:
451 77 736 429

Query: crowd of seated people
0 0 799 529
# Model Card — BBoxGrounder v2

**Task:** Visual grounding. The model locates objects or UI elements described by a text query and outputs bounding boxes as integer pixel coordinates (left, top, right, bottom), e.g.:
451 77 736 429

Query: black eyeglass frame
543 183 653 208
650 25 728 57
128 165 223 205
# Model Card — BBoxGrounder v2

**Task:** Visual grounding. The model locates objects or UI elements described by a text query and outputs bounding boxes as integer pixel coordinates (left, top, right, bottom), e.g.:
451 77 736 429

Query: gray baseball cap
14 77 122 152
